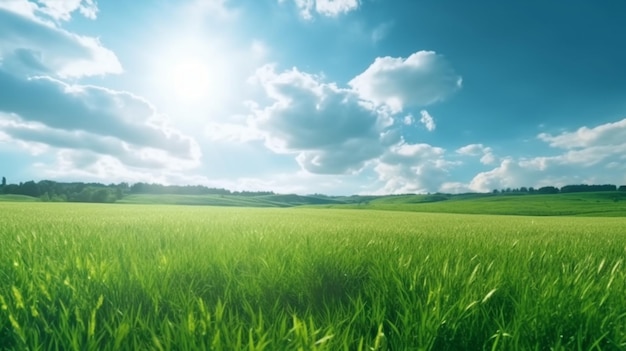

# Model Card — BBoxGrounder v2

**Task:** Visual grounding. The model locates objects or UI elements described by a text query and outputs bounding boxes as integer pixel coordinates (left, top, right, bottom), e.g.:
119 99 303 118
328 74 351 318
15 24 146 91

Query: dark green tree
19 181 40 197
537 186 559 194
1 176 5 186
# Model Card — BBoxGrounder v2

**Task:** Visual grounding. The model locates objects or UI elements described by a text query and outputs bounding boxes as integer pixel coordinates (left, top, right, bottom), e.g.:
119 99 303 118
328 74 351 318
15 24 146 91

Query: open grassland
1 203 625 350
330 191 626 217
7 191 626 216
0 195 40 202
118 194 344 207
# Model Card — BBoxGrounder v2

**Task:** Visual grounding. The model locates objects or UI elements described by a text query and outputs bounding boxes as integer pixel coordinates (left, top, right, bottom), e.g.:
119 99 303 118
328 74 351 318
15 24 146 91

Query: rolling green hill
324 191 626 216
3 190 625 216
0 194 39 202
117 193 345 207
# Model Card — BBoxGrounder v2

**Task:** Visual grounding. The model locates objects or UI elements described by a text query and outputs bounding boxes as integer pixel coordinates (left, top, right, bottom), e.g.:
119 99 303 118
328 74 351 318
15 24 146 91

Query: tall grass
1 203 625 350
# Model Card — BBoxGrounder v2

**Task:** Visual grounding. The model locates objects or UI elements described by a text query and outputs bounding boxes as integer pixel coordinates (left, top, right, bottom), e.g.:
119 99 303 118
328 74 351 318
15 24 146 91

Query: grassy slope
0 194 39 202
117 193 345 207
3 191 626 216
324 191 626 216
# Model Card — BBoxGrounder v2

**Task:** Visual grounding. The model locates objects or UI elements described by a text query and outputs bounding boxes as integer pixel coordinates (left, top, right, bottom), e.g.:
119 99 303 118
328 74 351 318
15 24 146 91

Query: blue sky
1 0 625 195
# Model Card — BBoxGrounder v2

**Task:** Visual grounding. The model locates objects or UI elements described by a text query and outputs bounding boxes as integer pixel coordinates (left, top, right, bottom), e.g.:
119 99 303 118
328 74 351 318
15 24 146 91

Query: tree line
0 178 274 203
492 184 626 194
1 177 625 203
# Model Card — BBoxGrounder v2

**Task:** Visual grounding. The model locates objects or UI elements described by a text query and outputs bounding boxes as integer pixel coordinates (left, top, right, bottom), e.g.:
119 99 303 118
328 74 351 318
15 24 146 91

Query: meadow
327 191 626 217
1 202 625 350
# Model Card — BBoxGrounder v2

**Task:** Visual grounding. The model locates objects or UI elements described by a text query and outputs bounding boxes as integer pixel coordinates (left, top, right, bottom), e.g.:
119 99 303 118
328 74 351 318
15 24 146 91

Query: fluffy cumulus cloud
0 2 200 182
0 0 97 21
0 6 122 78
315 0 358 17
244 64 392 174
419 110 436 131
467 119 626 192
469 159 535 192
207 50 463 193
456 143 496 165
35 0 98 21
0 74 200 167
281 0 359 19
402 114 414 126
373 141 457 194
537 118 626 149
349 51 462 113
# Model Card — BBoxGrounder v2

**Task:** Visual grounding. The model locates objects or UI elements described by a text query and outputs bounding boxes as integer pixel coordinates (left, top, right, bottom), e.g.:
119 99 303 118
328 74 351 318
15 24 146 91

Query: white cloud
0 1 198 181
385 142 445 160
467 156 593 193
0 6 122 78
469 159 530 192
288 0 314 19
440 182 471 194
205 121 264 143
0 73 201 173
212 50 462 183
456 144 484 156
36 0 98 21
468 152 626 193
456 143 496 165
203 49 463 193
281 0 359 19
419 110 436 131
480 153 496 165
36 150 174 185
183 0 238 22
538 118 626 149
535 118 626 169
349 51 462 113
402 114 414 125
315 0 359 17
246 64 393 174
371 140 458 194
0 0 98 24
0 0 39 19
467 118 626 192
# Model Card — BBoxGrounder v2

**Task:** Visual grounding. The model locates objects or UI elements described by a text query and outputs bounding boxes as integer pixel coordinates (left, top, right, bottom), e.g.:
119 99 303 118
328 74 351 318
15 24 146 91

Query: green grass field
117 193 345 207
0 195 40 202
1 203 625 350
326 191 626 217
7 191 626 217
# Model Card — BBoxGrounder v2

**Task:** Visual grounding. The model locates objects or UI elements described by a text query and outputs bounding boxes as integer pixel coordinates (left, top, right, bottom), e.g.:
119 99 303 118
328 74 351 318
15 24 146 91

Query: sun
168 58 212 101
145 35 233 110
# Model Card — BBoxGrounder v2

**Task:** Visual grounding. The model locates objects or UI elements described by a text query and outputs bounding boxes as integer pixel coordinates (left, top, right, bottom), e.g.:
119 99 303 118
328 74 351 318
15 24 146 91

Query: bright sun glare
148 36 232 109
169 59 212 101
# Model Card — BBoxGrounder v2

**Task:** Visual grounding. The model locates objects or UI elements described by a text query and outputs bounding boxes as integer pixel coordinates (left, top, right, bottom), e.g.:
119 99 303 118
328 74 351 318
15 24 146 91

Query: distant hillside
117 193 348 207
322 192 626 216
0 194 39 202
2 189 625 216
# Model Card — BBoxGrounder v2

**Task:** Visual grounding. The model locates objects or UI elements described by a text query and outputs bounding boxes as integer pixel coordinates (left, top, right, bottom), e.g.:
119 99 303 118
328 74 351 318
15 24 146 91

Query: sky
1 0 626 195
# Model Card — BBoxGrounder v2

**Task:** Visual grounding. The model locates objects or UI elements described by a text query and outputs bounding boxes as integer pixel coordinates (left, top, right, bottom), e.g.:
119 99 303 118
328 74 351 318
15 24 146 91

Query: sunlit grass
334 191 626 216
1 203 625 350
